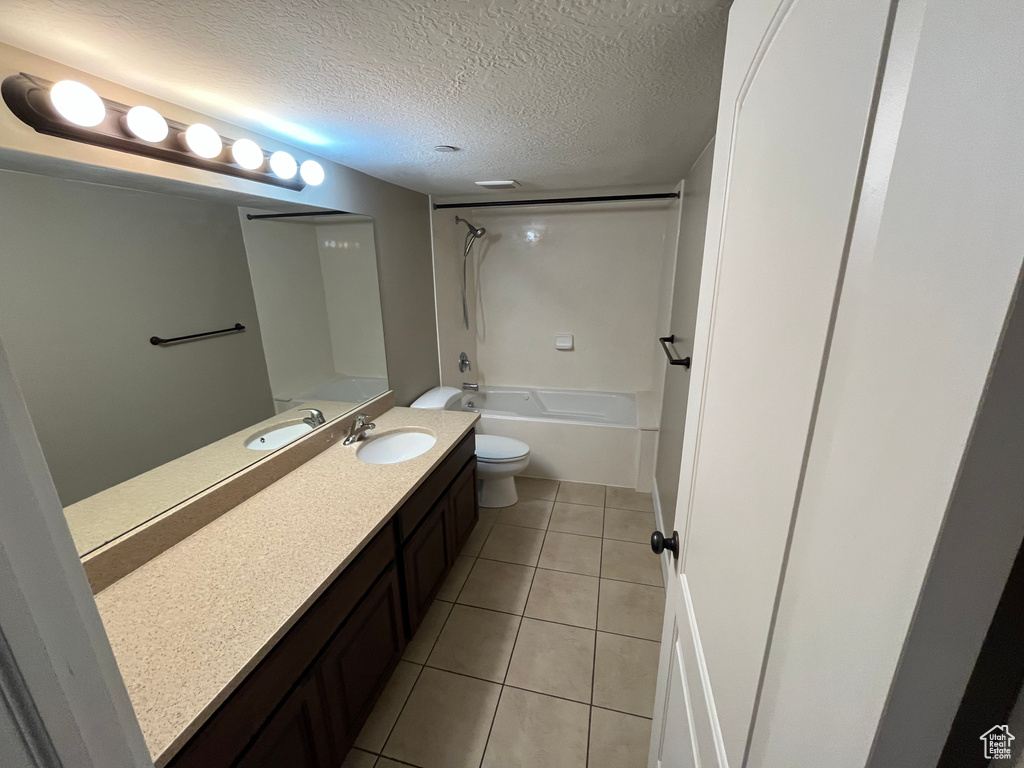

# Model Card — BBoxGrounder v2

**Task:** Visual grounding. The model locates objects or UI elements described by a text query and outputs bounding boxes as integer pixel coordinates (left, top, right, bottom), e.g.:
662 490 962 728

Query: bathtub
458 386 642 488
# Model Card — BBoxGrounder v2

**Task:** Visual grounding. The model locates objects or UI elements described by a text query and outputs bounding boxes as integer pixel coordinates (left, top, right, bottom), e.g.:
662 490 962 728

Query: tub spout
462 382 479 392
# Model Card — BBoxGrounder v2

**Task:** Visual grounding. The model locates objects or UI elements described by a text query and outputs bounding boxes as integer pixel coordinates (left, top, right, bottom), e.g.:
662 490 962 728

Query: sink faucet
300 408 326 427
343 413 376 446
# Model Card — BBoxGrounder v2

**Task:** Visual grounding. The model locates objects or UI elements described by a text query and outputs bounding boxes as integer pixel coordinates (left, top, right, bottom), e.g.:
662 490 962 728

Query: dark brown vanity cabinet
168 430 477 768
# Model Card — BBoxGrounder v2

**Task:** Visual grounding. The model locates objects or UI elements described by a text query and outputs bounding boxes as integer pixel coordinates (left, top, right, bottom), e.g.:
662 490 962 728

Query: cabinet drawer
402 498 450 633
319 563 404 760
446 458 478 562
235 674 332 768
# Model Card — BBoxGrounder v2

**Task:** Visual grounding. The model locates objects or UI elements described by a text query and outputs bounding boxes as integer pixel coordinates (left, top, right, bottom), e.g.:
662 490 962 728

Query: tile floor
344 477 664 768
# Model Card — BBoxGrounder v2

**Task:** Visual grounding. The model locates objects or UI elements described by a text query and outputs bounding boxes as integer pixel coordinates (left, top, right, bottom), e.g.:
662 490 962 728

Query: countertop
65 399 360 556
93 406 479 766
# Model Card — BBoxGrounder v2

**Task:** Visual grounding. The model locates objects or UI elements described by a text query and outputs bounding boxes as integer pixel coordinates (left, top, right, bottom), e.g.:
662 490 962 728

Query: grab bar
150 323 245 346
659 335 691 369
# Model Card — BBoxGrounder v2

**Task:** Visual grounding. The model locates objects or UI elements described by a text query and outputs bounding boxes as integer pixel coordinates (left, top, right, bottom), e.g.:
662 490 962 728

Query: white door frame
0 339 151 767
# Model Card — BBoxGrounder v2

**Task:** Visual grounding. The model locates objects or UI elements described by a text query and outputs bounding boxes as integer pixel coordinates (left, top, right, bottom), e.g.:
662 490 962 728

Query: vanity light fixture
123 105 168 142
1 72 323 191
182 123 222 159
49 80 105 127
269 150 298 179
300 159 324 186
230 138 264 170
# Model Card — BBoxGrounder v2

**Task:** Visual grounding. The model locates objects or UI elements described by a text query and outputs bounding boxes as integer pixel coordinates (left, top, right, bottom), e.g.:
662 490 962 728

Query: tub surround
93 405 478 766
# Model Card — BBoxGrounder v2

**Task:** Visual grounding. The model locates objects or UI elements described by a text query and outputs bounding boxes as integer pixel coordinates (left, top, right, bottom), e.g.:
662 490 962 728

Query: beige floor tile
403 599 453 664
598 580 665 641
479 524 544 566
524 569 599 629
456 558 535 614
515 475 559 501
340 747 376 768
505 618 594 703
605 486 655 512
427 605 521 683
603 508 656 544
588 708 653 768
374 759 412 768
481 687 589 768
538 531 602 577
383 667 501 768
479 507 500 526
555 481 606 506
435 556 474 602
601 539 663 586
462 520 493 557
354 661 422 752
548 502 604 537
593 632 661 718
497 498 553 530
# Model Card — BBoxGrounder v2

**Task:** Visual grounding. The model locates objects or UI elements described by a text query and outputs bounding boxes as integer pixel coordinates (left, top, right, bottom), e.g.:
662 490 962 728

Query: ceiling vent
474 180 520 190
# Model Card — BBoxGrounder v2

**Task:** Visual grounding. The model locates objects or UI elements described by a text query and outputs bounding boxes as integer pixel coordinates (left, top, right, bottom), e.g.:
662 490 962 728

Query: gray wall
0 170 274 505
656 141 714 531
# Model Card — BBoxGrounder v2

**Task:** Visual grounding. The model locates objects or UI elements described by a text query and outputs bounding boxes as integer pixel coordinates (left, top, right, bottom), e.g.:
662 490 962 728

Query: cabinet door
235 674 331 768
446 458 479 561
403 498 450 633
319 565 404 761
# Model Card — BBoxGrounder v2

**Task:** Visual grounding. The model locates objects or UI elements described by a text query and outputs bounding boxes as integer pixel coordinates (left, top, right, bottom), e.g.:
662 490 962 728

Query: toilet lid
475 435 530 462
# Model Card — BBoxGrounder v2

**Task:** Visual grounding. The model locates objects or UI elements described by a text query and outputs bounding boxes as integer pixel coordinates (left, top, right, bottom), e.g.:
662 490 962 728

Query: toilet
410 386 531 508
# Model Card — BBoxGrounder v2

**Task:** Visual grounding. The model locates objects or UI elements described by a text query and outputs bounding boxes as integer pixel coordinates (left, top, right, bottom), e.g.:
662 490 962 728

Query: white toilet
410 386 531 508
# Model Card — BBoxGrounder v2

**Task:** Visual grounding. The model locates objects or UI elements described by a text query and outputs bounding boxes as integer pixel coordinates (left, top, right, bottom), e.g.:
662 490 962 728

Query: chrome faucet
458 352 472 373
462 382 479 391
343 413 376 446
300 408 326 427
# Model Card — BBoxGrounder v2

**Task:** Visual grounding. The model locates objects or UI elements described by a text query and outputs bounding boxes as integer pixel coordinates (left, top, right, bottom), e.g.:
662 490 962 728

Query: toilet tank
410 386 463 410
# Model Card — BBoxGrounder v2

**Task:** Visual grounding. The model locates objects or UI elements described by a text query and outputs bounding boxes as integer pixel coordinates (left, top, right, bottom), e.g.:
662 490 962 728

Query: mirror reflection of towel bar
659 335 691 368
150 323 245 346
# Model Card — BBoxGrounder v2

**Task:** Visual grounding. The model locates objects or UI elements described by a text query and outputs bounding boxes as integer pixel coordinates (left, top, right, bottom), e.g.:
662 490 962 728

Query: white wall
239 209 336 402
0 171 274 506
316 218 388 379
655 141 714 533
0 41 438 406
432 202 674 394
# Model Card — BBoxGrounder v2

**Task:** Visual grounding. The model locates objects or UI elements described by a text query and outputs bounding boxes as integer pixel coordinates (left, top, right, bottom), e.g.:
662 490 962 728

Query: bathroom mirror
0 168 389 556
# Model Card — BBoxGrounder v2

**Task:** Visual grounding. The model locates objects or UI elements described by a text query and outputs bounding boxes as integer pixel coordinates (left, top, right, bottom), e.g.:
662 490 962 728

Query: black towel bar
150 323 245 346
659 335 691 368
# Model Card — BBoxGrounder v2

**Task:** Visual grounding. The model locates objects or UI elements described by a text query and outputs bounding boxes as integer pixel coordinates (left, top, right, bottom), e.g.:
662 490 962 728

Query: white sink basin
245 421 313 451
356 430 436 464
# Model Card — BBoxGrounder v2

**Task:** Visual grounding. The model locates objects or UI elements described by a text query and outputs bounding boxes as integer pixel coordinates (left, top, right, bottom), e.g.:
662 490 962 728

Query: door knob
651 530 680 559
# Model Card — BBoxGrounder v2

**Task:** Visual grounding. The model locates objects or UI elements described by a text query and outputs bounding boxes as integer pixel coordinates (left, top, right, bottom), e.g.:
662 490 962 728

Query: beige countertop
66 399 361 556
93 406 479 766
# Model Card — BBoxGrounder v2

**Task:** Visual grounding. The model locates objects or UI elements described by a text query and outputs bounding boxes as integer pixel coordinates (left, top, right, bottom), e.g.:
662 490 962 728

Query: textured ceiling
0 1 728 195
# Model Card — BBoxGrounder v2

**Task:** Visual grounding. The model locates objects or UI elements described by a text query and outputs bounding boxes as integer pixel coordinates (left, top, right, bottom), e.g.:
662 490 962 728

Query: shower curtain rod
433 192 679 210
245 209 352 220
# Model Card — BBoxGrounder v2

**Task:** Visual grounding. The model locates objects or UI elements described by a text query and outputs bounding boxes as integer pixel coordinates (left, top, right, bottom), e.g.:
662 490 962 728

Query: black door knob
651 530 680 559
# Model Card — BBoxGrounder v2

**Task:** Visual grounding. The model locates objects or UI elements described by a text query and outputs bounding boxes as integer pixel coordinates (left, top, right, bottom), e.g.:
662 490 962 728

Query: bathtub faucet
462 383 479 392
458 352 472 373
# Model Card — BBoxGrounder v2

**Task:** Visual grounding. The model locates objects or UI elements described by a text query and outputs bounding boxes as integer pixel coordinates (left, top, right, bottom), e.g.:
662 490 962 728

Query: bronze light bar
1 72 306 191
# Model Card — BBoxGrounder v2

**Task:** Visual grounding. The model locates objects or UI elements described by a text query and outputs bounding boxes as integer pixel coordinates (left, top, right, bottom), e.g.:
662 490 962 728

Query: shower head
455 216 485 238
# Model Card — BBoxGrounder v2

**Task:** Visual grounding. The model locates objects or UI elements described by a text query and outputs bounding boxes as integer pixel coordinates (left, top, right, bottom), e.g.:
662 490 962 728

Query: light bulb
49 80 105 127
269 151 297 179
231 138 264 170
300 160 325 186
183 123 223 159
123 105 168 142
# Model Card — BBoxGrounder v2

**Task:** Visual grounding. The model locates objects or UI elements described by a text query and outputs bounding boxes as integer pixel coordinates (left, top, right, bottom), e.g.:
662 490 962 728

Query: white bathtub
459 386 642 487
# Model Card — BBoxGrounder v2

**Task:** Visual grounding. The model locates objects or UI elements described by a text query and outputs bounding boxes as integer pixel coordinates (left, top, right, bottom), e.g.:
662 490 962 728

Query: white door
649 0 893 765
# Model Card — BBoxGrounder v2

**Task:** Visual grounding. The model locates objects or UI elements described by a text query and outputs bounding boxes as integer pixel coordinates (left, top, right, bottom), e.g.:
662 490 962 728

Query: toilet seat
475 435 530 464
